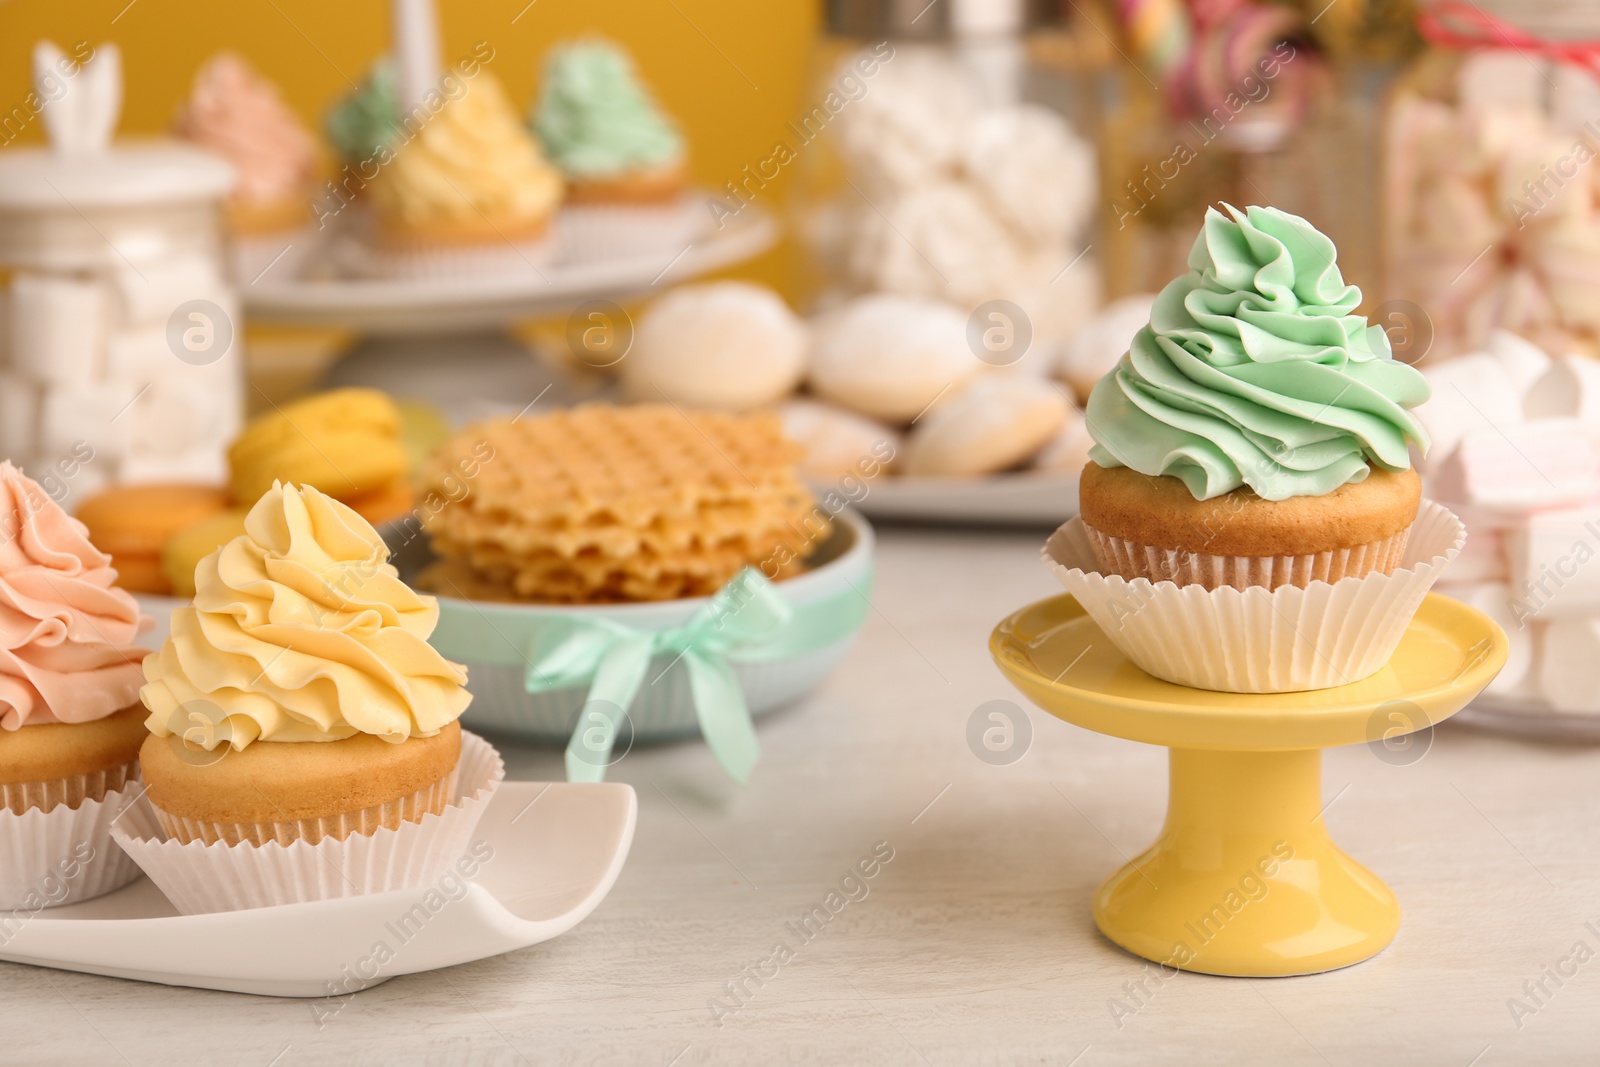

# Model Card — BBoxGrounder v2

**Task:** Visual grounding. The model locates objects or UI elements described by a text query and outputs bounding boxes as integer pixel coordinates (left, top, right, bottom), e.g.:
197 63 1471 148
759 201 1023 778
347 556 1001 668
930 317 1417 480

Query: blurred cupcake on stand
174 52 317 284
532 38 701 262
343 0 564 279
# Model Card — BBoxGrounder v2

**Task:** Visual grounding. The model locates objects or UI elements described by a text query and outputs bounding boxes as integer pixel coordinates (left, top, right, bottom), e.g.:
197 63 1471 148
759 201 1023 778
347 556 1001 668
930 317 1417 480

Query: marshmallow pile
1386 50 1600 360
0 251 241 505
1415 331 1600 713
810 46 1102 366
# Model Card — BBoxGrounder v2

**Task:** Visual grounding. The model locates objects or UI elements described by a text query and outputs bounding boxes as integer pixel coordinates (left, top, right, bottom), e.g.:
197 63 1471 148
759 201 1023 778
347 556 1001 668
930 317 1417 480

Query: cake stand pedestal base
1095 748 1398 977
990 593 1507 979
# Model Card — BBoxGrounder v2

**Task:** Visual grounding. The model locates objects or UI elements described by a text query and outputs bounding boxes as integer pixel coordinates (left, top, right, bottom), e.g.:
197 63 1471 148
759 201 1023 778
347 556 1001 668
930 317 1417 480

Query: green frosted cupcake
531 39 686 204
1078 203 1433 590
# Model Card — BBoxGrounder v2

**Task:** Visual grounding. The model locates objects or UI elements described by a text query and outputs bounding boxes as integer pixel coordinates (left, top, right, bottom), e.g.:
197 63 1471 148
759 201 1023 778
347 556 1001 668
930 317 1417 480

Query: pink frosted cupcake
175 52 318 281
0 462 151 908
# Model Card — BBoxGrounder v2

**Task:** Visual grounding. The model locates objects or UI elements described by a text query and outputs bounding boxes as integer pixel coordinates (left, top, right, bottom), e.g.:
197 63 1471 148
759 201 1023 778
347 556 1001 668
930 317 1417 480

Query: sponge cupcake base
1079 464 1423 591
140 721 462 846
0 705 147 815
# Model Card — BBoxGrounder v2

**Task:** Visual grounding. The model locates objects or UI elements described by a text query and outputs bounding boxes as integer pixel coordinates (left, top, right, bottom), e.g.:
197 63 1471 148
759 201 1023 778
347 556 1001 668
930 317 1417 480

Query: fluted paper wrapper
1044 500 1466 693
111 732 505 916
0 777 144 910
555 200 704 265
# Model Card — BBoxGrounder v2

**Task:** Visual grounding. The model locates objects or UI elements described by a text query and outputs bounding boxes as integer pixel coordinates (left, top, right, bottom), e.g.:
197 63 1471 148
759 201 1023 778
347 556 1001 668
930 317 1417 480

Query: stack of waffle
418 405 828 603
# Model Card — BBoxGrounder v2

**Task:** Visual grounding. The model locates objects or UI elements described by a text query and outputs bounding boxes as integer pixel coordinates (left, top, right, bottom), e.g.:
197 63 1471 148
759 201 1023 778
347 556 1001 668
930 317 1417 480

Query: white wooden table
9 524 1600 1065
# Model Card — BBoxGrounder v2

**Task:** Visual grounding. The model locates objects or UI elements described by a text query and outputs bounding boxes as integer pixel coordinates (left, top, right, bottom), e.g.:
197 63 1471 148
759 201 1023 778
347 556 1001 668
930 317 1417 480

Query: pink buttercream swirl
0 463 150 730
174 52 316 205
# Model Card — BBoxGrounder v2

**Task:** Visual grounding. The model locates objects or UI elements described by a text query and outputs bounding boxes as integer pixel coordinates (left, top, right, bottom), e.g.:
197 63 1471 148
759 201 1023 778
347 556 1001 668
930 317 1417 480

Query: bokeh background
0 0 812 299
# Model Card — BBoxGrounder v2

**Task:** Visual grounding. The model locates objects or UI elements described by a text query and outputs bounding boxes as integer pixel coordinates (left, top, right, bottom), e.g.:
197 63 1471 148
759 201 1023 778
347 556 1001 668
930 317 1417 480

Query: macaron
160 508 249 599
228 388 409 506
76 484 232 595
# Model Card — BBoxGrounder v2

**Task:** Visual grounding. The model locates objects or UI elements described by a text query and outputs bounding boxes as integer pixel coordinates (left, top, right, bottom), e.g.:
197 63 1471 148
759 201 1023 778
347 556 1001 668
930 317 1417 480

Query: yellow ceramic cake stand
990 592 1507 977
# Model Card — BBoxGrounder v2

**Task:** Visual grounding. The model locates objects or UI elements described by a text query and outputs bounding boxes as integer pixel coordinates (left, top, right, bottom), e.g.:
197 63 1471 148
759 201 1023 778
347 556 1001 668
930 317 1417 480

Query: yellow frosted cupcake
1079 205 1432 590
138 482 473 845
365 72 564 278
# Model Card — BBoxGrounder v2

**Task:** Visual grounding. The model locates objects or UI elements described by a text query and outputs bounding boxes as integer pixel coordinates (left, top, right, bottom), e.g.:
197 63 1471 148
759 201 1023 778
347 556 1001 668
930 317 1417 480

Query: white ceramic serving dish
0 782 635 997
850 471 1077 526
389 510 875 744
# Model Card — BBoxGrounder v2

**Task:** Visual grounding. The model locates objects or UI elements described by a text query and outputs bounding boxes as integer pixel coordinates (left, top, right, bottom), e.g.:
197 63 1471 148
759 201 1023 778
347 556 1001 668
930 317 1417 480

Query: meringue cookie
808 293 979 423
961 104 1095 245
852 182 1022 308
831 48 977 198
777 399 900 480
902 374 1068 476
622 282 808 409
1055 293 1156 401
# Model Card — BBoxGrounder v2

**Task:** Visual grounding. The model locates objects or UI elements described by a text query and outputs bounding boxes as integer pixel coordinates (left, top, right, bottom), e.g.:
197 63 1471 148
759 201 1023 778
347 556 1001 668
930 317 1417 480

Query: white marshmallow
1438 581 1534 696
1524 354 1600 426
124 365 237 459
1431 419 1599 512
1457 54 1546 115
1446 522 1509 584
8 274 104 386
0 371 40 462
1504 507 1600 620
777 399 899 481
1485 330 1552 399
621 282 808 410
37 381 133 460
1540 616 1600 711
809 293 979 423
1551 62 1600 134
1055 293 1155 401
110 255 224 326
119 449 226 486
903 374 1069 476
104 326 176 381
1413 353 1523 467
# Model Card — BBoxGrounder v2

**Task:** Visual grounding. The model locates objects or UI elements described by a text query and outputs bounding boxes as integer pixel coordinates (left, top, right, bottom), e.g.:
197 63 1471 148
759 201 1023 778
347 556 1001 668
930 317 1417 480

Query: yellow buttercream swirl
140 483 470 749
375 72 563 229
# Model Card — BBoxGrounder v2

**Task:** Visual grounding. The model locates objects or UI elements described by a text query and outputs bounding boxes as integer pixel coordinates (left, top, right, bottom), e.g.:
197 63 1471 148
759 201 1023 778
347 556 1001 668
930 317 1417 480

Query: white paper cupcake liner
1084 526 1410 590
337 231 561 281
0 777 144 911
0 761 138 816
153 769 460 847
111 732 505 916
1043 500 1466 693
554 199 706 265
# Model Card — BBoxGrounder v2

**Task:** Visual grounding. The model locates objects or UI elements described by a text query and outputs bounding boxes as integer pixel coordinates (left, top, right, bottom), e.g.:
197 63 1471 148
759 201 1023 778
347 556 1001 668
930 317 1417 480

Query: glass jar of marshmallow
1384 1 1600 361
772 0 1123 484
0 42 242 508
1097 0 1378 301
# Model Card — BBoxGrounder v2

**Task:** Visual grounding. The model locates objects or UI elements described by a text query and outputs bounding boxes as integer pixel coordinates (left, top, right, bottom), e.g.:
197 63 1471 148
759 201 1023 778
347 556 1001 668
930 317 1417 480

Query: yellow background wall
0 0 814 296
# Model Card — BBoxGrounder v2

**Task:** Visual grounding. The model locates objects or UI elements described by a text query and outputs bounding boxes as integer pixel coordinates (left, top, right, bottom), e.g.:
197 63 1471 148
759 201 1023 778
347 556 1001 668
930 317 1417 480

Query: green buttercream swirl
325 59 402 162
1086 204 1431 502
531 40 684 179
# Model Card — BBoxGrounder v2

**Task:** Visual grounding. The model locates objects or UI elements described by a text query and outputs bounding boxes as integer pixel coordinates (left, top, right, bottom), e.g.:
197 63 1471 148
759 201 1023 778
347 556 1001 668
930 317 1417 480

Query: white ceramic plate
242 203 776 333
850 471 1077 526
0 782 636 997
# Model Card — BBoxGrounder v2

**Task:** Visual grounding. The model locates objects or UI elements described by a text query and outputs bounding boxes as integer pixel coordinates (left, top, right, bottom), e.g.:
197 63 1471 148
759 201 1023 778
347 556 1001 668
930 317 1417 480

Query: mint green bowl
385 510 874 747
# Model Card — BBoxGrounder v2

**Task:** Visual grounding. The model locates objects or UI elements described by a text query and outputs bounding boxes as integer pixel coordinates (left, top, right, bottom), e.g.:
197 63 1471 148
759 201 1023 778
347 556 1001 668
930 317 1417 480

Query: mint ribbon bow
524 568 792 784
